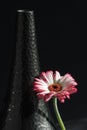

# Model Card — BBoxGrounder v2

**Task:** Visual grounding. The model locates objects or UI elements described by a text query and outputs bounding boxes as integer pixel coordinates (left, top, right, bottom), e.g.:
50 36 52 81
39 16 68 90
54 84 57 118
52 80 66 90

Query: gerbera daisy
33 70 78 103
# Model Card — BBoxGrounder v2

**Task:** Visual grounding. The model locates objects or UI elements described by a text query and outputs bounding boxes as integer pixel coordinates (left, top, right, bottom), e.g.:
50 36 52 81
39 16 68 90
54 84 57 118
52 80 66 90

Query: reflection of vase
1 10 56 130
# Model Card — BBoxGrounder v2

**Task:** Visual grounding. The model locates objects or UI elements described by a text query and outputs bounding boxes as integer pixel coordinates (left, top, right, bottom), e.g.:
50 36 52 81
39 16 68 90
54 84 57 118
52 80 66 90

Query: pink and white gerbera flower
33 70 78 103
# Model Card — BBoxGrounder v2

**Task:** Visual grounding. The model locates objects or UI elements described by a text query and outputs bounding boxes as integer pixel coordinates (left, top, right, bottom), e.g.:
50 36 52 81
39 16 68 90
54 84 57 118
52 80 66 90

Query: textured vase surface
1 10 55 130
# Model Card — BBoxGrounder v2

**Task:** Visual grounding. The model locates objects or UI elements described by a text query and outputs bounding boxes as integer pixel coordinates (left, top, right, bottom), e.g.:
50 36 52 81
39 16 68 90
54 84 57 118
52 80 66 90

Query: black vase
1 10 56 130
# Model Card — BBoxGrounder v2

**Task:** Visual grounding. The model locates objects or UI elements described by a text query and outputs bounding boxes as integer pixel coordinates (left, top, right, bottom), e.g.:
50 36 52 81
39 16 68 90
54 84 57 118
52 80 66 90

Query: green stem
53 97 66 130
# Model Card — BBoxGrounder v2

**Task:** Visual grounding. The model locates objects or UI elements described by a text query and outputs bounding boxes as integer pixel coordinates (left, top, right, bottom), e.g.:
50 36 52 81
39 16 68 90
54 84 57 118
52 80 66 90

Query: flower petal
34 84 48 92
58 74 70 84
44 92 55 102
55 85 77 103
33 78 48 92
45 70 54 85
53 71 61 83
62 81 77 88
37 91 51 100
65 86 78 94
34 78 48 86
55 91 70 103
58 74 77 88
40 72 51 85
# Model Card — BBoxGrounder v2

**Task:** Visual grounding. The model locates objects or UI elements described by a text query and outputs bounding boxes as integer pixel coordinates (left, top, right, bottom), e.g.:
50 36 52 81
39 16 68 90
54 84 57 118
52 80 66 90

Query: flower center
48 84 62 92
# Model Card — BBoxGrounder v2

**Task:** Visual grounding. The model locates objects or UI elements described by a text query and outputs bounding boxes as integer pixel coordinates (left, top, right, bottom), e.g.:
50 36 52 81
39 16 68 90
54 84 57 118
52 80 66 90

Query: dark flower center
48 84 62 92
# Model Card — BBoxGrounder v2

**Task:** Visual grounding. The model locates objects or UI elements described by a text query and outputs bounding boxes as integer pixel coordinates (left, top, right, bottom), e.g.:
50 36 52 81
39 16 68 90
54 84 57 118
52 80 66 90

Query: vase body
1 10 55 130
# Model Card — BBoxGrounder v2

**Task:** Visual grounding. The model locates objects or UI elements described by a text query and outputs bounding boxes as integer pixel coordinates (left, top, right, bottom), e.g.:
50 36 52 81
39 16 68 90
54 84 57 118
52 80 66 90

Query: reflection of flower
33 70 78 103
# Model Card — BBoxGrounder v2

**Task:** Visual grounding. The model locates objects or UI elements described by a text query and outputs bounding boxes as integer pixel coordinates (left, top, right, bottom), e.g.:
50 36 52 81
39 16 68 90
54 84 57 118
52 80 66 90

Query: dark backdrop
0 0 87 122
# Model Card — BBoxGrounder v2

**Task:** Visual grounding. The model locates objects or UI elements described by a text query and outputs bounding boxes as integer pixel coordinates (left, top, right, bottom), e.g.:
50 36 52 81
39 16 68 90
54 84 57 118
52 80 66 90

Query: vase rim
17 10 34 13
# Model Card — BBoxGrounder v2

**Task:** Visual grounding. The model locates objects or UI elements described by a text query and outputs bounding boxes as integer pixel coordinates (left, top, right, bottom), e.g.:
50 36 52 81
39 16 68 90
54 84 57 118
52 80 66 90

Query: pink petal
53 71 61 82
64 75 75 83
65 86 78 94
34 78 48 86
62 74 75 85
59 74 77 88
62 81 78 88
55 88 77 103
34 88 47 92
34 82 48 88
66 95 70 99
45 70 54 84
56 94 66 103
34 83 48 92
37 91 54 102
60 99 65 103
58 74 71 84
40 72 50 85
37 91 49 96
44 92 55 102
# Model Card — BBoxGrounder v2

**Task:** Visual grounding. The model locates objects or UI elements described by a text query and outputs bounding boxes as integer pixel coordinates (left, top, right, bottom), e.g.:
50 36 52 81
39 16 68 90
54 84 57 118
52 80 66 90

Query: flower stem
53 97 66 130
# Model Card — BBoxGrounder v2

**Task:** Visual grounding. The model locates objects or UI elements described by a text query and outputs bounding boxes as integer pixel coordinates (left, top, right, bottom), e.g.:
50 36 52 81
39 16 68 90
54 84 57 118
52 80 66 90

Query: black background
0 0 87 122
